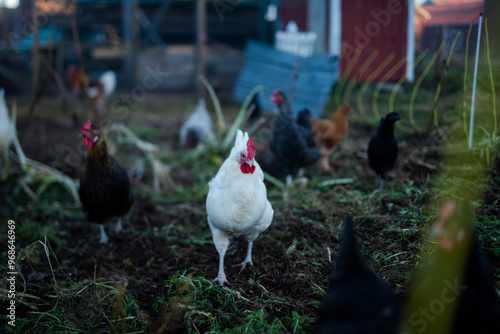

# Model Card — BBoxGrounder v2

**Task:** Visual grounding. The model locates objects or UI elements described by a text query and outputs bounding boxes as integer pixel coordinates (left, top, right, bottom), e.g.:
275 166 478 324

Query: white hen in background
0 88 15 178
206 129 274 285
0 88 14 152
87 70 117 109
179 98 216 148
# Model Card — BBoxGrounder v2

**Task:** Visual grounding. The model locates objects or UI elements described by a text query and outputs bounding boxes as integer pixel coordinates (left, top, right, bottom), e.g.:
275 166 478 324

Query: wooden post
434 25 444 82
123 0 138 86
29 0 41 115
258 0 268 43
2 6 9 44
195 0 206 97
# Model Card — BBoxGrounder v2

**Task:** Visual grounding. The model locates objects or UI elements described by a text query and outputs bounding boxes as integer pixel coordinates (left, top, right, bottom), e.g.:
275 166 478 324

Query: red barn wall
280 0 308 31
341 0 409 82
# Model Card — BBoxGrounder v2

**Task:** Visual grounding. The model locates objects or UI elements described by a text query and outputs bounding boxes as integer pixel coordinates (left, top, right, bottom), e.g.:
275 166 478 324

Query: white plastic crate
275 21 317 57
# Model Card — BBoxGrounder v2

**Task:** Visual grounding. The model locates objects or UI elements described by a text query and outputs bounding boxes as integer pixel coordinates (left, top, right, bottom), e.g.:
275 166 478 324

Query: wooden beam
2 7 9 44
195 0 207 97
151 0 173 30
123 0 138 85
28 0 41 115
135 7 166 50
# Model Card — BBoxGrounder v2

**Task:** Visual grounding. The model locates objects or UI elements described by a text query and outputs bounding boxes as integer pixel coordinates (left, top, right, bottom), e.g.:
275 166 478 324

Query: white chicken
206 129 274 285
179 98 216 148
87 70 117 105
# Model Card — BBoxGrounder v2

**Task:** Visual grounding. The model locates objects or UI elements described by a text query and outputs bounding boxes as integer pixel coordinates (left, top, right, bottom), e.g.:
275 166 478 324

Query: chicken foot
209 221 230 285
378 176 384 190
320 154 332 172
99 224 109 244
233 240 254 274
114 218 123 233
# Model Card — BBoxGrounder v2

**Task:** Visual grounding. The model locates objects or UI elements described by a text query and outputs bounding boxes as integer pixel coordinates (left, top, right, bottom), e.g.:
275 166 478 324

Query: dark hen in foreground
317 216 401 334
79 120 134 243
402 200 500 334
367 112 401 189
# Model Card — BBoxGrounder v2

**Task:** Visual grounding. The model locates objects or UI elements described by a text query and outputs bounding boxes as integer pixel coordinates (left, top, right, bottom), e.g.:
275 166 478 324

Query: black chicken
247 92 262 124
317 216 401 334
296 108 316 148
268 90 320 185
367 112 401 189
401 200 500 334
79 120 134 244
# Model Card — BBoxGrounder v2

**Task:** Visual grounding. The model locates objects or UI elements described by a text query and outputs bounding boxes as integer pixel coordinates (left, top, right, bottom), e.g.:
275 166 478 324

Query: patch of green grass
128 124 162 142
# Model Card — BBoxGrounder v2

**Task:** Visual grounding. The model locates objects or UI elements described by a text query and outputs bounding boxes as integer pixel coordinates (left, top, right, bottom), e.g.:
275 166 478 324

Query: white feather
0 88 14 150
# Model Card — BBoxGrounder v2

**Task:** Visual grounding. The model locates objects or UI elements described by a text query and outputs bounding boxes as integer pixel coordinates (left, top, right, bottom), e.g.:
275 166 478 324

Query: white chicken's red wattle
240 163 256 174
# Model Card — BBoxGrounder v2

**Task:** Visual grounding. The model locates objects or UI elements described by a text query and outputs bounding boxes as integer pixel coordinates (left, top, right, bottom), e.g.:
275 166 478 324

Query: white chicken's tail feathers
193 98 211 121
196 98 207 112
99 70 117 96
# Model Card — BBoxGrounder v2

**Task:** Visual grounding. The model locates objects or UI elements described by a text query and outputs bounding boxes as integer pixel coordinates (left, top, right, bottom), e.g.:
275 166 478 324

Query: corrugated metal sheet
341 0 409 82
234 40 339 117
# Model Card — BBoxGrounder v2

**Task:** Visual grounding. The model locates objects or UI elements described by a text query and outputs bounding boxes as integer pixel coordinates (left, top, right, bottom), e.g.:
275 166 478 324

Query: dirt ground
1 97 499 333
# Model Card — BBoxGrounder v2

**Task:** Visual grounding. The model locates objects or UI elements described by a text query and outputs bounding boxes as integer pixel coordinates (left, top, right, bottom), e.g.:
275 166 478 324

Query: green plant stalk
371 52 426 133
370 54 409 119
432 32 461 127
356 53 395 118
388 51 428 115
221 85 264 149
485 18 497 132
334 47 363 106
462 23 473 142
343 50 379 105
409 41 445 132
199 75 225 139
263 171 285 190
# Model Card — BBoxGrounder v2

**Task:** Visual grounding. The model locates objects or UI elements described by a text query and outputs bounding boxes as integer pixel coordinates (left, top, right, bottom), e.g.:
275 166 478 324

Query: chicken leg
234 239 256 274
208 219 230 285
99 224 109 244
114 218 123 233
378 176 384 190
320 154 332 172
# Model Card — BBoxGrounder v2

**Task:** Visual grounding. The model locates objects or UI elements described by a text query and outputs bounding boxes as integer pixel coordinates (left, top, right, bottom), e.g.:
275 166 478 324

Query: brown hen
308 105 353 171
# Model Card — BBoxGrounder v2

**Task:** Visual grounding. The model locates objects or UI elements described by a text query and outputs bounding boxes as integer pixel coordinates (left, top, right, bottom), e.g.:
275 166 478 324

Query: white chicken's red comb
247 138 255 160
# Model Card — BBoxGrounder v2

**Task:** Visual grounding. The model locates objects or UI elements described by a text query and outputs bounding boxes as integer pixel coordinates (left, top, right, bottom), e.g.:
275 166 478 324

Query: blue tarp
234 40 339 117
16 27 64 50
